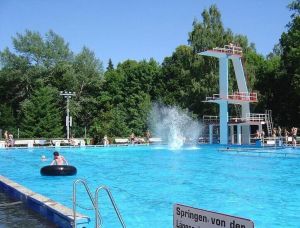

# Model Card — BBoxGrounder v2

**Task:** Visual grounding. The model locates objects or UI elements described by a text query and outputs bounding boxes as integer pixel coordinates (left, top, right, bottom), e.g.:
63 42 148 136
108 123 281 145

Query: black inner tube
40 165 77 176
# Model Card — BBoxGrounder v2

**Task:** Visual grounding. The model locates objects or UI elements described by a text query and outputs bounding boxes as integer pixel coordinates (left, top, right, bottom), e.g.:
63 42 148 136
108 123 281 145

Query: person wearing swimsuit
50 151 68 165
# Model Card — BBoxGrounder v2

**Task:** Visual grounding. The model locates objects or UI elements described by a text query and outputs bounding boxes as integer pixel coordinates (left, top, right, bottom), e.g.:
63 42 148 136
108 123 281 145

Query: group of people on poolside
99 130 151 146
130 130 151 144
255 126 298 147
3 130 14 147
273 126 298 146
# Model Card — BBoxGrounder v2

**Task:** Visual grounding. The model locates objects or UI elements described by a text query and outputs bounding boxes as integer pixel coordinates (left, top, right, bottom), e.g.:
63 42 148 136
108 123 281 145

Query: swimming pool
0 189 56 227
0 145 300 227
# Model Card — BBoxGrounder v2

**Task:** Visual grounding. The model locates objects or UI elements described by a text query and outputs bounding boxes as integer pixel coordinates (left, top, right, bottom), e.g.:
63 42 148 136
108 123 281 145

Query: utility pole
60 91 76 139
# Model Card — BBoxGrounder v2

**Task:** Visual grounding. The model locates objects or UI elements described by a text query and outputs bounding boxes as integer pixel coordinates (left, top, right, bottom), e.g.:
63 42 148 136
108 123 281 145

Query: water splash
148 103 202 150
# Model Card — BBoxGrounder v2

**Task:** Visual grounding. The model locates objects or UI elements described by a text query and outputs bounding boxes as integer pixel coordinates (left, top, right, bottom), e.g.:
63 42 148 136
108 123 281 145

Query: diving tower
200 44 271 145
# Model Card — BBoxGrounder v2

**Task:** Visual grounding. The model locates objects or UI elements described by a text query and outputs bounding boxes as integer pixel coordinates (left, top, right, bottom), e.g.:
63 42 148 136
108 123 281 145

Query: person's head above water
53 151 59 157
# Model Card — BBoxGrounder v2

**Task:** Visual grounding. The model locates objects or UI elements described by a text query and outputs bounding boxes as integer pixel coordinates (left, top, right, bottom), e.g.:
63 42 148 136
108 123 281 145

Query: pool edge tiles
0 175 90 228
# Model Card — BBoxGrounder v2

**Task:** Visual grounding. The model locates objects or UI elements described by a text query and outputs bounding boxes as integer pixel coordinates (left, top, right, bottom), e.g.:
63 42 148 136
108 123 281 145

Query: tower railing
203 113 268 124
211 44 243 56
245 113 268 122
205 92 257 102
203 115 219 123
228 92 257 102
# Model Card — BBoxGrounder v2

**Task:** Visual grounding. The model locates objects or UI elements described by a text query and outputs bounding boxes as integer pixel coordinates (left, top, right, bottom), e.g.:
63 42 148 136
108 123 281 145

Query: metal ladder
72 179 126 228
95 186 126 228
265 110 273 136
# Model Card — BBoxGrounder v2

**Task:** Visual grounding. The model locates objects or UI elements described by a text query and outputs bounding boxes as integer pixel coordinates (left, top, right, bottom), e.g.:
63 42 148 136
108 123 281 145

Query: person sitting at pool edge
50 151 68 165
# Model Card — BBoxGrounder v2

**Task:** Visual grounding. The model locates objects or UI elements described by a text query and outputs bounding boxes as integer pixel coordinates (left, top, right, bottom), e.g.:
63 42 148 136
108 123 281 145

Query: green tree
107 58 114 71
20 87 63 138
90 68 127 138
253 0 300 128
70 47 104 137
93 59 161 137
0 104 17 134
90 108 130 142
188 5 233 53
118 60 158 135
0 48 33 111
0 30 74 126
12 30 72 68
273 0 300 127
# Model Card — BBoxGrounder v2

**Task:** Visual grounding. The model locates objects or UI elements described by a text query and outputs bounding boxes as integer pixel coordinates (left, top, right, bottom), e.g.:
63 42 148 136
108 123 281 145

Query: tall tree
276 0 300 126
20 87 63 138
106 58 114 71
12 30 72 67
253 0 300 128
0 30 74 119
70 47 104 137
188 5 233 53
0 104 17 134
119 59 159 135
160 46 209 111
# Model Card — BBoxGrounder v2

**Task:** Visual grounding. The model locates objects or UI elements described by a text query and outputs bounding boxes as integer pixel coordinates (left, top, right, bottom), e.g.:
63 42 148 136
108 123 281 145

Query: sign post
174 204 254 228
60 91 75 139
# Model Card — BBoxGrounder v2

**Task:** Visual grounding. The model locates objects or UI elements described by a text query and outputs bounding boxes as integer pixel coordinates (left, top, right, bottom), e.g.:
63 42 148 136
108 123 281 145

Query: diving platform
203 113 268 126
201 44 243 58
203 113 270 145
200 44 250 144
200 44 272 145
205 92 258 104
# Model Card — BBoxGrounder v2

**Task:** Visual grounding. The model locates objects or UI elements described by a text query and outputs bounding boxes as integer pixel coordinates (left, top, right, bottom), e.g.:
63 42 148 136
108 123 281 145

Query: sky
0 0 292 67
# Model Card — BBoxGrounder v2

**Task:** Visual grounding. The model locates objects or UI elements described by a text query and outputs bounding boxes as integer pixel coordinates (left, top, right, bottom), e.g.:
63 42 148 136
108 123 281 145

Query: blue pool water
0 145 300 227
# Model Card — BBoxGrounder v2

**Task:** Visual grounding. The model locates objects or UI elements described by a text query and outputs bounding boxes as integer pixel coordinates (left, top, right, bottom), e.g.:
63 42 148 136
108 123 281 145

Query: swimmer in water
50 151 68 165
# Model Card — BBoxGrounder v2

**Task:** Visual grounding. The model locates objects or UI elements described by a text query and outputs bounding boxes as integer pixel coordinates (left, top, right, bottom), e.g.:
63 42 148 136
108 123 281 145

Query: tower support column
237 125 242 145
230 125 235 144
219 58 228 145
209 125 213 144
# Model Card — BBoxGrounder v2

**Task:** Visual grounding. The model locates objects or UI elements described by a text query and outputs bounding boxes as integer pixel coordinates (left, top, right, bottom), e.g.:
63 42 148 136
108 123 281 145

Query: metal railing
228 92 257 102
228 116 244 123
73 179 102 228
205 92 257 102
95 186 126 228
73 179 125 228
265 110 273 136
203 113 268 124
212 44 243 56
203 115 219 123
245 113 268 122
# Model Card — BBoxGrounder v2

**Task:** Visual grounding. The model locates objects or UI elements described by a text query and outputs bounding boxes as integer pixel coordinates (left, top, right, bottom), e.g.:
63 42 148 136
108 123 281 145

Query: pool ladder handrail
72 179 126 228
73 179 103 228
95 185 126 228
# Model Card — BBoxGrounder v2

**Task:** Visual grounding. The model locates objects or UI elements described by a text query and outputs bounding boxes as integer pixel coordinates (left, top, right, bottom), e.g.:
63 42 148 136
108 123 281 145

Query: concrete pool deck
0 175 89 227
